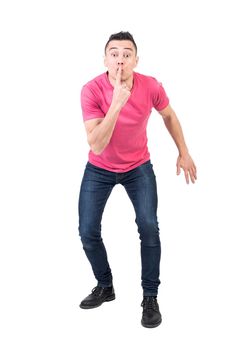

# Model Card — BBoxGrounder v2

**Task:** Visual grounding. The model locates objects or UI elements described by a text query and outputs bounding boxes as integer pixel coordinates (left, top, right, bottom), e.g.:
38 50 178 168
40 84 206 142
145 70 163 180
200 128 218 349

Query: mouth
116 68 124 75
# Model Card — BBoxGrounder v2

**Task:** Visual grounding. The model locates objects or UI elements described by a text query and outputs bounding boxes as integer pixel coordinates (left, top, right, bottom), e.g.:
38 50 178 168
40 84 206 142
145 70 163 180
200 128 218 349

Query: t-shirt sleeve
80 84 105 121
152 79 169 111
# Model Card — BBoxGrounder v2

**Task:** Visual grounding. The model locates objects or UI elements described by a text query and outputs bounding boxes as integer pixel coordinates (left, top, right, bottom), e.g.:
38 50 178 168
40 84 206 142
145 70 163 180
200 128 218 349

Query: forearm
163 112 189 156
88 103 121 155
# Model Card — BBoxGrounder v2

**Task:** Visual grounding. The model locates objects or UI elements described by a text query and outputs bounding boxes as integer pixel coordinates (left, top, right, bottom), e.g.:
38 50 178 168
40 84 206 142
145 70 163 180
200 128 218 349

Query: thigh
123 161 158 220
78 163 115 232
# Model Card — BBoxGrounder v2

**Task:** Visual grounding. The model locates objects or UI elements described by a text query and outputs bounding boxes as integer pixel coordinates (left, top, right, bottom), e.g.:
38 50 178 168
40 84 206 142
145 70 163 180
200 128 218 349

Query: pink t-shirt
81 71 169 172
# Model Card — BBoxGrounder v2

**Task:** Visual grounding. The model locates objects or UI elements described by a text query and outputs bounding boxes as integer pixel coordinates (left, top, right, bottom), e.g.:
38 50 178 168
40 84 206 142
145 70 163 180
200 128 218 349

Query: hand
112 67 131 109
176 153 197 184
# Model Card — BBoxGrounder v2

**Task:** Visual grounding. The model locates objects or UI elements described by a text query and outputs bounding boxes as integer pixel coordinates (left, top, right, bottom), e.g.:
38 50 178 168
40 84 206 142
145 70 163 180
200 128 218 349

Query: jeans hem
97 283 113 288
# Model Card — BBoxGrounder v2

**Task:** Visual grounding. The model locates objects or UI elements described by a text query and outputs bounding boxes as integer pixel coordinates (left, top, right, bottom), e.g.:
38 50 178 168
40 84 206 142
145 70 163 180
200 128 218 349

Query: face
104 40 139 82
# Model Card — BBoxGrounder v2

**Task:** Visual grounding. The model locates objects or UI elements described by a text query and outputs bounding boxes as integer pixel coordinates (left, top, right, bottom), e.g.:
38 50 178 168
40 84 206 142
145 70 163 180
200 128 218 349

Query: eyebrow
108 47 133 51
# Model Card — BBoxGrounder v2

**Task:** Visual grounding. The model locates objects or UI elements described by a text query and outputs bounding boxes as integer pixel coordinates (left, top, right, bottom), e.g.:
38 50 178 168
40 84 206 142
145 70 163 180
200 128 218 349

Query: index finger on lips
116 67 122 84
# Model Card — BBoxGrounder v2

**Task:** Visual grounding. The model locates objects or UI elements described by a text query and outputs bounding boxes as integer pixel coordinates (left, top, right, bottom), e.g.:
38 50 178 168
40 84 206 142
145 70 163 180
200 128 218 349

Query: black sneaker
79 286 115 309
141 296 162 328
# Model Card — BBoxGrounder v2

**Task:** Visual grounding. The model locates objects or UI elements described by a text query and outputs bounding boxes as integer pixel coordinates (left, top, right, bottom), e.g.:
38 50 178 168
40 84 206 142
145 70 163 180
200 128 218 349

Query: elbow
162 113 178 128
162 112 174 123
87 135 108 155
92 147 103 155
89 141 105 155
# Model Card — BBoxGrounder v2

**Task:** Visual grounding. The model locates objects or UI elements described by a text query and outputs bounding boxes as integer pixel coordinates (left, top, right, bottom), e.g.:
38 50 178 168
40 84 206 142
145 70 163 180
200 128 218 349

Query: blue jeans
78 160 161 296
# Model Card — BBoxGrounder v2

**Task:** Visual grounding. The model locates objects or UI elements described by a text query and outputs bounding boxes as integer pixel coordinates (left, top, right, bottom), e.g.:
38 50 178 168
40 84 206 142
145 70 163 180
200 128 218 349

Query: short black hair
104 31 137 54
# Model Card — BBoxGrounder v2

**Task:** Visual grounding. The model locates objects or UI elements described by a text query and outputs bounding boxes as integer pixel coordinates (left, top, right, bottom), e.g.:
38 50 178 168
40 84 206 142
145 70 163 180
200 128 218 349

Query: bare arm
84 68 131 155
159 104 197 184
85 104 121 155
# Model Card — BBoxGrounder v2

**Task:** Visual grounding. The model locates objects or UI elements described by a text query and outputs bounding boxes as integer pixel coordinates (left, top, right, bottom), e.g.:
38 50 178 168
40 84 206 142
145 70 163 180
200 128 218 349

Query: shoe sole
79 294 116 309
141 319 162 328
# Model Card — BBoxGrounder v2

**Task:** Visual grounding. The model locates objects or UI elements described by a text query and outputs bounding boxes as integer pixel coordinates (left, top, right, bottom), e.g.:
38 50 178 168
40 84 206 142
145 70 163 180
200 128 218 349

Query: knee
78 218 100 237
78 222 101 250
80 236 103 251
137 218 160 247
137 217 159 234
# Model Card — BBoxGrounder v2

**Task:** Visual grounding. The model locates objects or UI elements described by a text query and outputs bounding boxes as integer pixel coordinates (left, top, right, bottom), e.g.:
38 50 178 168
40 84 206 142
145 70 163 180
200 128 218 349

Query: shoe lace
91 286 103 297
141 296 159 311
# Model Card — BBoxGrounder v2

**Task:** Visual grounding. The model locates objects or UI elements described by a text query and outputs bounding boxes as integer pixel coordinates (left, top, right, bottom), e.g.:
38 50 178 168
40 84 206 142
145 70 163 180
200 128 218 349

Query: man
78 31 197 328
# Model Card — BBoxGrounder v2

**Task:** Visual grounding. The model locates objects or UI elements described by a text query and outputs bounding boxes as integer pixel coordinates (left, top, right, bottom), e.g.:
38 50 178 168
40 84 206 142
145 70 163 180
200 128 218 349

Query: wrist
179 148 189 158
110 101 122 113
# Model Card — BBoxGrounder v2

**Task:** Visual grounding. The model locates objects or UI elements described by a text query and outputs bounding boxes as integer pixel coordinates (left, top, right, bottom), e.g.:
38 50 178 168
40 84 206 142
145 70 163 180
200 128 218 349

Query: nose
117 55 124 65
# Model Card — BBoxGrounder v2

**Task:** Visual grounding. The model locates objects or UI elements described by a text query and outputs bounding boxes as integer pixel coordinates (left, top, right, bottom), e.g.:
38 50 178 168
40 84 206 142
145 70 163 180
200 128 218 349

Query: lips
116 69 124 75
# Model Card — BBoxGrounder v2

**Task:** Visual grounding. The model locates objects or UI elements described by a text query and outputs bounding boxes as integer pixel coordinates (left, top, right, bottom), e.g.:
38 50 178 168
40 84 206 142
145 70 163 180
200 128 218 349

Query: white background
0 0 234 349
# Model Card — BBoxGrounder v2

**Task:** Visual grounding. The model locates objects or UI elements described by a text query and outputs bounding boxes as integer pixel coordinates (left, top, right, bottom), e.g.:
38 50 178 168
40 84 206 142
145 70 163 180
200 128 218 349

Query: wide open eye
111 51 118 58
123 53 130 58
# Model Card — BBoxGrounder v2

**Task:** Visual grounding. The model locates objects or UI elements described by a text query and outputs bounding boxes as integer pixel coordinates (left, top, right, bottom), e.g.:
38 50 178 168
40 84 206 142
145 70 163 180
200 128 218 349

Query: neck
107 72 134 90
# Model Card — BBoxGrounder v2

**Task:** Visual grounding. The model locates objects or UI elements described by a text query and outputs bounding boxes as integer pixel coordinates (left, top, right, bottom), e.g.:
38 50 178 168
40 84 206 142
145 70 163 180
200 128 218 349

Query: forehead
106 40 135 52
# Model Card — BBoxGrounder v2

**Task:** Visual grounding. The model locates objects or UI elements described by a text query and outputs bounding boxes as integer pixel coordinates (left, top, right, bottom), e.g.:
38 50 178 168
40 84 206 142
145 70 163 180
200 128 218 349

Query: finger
184 170 190 184
188 166 198 184
122 83 129 90
176 162 181 176
192 168 197 181
190 165 197 181
116 67 122 84
189 169 196 184
193 166 197 179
